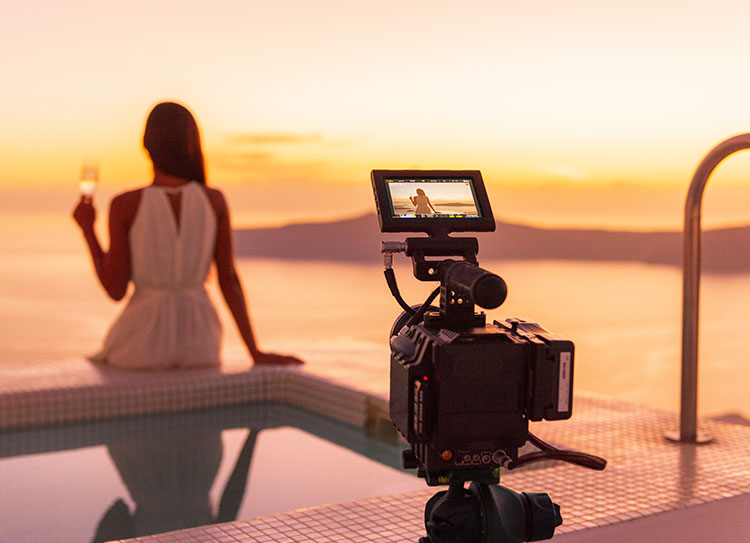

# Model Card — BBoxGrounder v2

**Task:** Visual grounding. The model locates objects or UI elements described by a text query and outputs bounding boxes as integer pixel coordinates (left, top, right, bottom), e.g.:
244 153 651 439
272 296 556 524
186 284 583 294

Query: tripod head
419 480 562 543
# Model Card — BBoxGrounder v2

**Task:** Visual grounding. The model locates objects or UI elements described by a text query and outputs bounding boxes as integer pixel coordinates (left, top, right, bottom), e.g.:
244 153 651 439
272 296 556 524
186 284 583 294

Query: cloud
543 164 588 181
210 151 274 170
212 131 359 183
228 133 323 145
209 148 330 182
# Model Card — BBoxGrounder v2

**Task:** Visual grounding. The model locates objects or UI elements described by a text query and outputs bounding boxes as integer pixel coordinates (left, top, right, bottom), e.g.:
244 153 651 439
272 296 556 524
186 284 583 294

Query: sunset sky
3 0 750 228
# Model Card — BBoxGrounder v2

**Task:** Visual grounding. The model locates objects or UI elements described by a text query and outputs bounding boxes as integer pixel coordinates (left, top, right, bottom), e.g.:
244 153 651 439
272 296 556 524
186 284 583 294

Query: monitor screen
384 177 481 219
371 170 495 234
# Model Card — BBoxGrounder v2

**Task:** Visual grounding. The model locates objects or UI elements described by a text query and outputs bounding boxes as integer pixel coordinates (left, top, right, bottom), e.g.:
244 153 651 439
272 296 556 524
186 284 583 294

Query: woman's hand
252 350 304 366
72 197 96 231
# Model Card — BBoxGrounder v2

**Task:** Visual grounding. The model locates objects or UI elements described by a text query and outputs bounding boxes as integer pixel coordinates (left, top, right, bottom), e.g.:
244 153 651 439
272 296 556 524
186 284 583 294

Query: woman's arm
427 197 437 213
211 190 302 365
72 195 132 300
213 194 260 357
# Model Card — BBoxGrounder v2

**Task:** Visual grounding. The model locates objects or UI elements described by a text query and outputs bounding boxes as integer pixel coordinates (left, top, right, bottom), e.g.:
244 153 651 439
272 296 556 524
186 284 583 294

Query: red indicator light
423 375 428 381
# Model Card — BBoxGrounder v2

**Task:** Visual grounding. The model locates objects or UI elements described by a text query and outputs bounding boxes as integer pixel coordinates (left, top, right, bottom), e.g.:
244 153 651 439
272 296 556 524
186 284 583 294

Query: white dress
94 182 222 369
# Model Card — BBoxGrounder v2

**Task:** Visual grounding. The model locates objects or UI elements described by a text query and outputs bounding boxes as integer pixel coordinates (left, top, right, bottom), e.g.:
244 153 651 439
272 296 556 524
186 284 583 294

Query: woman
73 101 302 368
409 188 436 214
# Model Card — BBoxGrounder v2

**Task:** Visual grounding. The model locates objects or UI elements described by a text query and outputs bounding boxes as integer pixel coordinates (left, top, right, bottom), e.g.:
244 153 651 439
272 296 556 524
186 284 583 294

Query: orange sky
3 1 750 228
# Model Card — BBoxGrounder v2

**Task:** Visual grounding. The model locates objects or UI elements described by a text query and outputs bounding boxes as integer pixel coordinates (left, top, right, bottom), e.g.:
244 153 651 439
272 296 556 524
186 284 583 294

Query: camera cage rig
372 169 605 543
373 170 606 472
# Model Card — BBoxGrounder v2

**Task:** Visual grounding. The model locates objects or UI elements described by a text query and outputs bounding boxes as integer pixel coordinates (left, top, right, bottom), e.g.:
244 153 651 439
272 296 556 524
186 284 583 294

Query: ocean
2 211 750 417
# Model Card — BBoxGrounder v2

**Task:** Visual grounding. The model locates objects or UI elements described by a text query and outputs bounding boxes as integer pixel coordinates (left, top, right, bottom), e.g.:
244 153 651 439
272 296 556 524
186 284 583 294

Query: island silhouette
232 213 750 274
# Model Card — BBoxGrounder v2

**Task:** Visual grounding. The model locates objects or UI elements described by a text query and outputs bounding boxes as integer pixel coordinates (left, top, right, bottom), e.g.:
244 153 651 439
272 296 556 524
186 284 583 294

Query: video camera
372 170 605 543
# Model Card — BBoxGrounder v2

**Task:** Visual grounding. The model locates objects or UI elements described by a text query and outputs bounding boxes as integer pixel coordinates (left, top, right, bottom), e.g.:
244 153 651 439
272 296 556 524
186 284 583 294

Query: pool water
0 403 425 543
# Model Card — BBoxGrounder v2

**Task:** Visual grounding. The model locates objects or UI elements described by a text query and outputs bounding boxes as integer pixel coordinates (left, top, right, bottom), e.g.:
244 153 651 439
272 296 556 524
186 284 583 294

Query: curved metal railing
668 133 750 443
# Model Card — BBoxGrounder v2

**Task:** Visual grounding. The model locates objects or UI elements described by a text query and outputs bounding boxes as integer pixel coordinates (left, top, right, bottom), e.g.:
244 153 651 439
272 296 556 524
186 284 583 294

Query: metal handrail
667 133 750 443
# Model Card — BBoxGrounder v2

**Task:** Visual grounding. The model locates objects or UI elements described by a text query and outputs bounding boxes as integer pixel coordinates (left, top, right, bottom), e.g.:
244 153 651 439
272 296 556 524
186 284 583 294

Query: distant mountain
233 213 750 273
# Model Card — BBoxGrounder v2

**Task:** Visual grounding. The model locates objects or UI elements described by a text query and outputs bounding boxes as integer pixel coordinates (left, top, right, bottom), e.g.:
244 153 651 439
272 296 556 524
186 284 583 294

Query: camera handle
382 236 506 329
382 237 476 329
405 236 479 282
381 236 473 319
383 236 479 281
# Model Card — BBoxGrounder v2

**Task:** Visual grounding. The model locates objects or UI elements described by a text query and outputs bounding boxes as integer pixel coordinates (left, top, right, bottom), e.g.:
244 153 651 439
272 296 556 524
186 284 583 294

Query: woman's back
130 183 217 290
94 182 222 369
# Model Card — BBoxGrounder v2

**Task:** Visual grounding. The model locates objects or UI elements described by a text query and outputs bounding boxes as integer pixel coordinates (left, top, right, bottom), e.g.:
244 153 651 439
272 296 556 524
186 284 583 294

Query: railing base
664 430 713 444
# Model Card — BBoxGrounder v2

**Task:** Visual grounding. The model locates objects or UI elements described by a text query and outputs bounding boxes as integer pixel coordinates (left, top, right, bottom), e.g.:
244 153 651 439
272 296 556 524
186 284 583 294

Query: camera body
372 169 575 486
390 315 573 486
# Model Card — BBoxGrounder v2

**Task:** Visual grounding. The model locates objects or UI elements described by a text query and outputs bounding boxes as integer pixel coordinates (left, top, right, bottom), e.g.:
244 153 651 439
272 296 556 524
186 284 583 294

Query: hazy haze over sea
3 201 750 419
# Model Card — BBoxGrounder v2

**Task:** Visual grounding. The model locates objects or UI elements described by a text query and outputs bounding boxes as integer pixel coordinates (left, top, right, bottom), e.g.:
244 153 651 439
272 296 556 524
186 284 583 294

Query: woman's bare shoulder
112 188 143 202
201 186 229 216
109 189 143 223
202 186 226 202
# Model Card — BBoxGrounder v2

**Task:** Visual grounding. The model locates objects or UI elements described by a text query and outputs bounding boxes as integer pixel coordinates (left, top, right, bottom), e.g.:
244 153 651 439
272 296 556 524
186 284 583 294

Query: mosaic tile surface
0 356 372 430
109 395 750 542
3 356 750 542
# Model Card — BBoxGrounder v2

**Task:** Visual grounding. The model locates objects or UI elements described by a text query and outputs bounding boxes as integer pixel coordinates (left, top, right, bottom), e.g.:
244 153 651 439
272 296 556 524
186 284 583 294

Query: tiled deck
2 356 750 542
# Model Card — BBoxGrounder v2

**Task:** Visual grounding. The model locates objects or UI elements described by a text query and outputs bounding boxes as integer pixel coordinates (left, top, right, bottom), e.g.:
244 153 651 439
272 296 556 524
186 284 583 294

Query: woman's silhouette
409 188 436 214
73 101 302 368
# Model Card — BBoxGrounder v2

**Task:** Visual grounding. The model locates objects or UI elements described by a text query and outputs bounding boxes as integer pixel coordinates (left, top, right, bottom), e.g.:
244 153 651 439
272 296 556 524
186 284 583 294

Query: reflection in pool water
0 403 423 543
93 429 244 541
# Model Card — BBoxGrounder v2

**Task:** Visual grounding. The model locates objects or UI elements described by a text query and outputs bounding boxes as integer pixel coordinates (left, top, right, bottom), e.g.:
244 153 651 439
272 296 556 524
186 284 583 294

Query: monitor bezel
371 169 495 234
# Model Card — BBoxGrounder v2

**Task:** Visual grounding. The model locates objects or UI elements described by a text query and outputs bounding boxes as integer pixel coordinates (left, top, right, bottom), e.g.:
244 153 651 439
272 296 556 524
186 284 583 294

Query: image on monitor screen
385 178 481 219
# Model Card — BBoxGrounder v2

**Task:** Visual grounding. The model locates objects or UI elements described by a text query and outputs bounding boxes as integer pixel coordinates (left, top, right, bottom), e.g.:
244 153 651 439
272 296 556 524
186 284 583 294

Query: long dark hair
143 102 206 184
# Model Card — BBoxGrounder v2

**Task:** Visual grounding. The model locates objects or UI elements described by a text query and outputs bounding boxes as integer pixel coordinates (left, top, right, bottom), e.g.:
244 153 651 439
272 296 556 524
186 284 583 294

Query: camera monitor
371 170 495 234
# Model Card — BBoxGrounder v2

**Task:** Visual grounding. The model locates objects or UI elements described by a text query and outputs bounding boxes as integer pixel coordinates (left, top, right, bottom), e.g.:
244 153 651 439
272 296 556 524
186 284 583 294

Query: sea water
2 211 750 416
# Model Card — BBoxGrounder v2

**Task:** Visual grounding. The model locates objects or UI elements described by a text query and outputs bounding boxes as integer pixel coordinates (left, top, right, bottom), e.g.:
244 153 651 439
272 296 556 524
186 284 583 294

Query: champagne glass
79 160 99 203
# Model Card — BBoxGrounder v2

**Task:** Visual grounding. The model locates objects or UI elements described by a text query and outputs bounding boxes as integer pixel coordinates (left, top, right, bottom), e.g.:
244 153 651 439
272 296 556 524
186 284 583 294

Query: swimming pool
0 402 425 543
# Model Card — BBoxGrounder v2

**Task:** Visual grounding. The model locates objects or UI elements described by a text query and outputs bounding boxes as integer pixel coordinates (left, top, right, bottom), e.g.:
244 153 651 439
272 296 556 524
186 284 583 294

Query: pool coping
0 356 388 431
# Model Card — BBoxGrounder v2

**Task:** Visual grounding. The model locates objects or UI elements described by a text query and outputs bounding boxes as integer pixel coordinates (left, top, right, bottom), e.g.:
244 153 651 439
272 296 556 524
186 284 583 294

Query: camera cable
506 432 607 471
384 267 417 315
404 286 441 328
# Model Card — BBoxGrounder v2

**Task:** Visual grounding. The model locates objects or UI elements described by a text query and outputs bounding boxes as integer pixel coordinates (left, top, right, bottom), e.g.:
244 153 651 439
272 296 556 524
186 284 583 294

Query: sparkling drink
79 161 99 203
